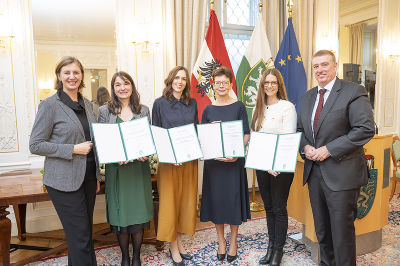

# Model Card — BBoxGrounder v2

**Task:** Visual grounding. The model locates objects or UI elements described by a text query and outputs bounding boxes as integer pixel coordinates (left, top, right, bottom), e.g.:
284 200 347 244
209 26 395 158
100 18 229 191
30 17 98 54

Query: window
208 0 258 74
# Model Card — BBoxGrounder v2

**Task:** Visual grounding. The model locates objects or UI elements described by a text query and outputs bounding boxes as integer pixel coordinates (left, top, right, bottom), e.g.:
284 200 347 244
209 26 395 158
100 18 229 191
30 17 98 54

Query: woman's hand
73 141 93 155
137 157 148 162
96 180 101 193
267 170 280 177
215 157 238 163
118 160 133 165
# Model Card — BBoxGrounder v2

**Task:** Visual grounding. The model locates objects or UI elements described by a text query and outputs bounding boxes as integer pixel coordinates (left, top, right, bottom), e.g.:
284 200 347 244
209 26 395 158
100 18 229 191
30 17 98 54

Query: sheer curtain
349 23 364 65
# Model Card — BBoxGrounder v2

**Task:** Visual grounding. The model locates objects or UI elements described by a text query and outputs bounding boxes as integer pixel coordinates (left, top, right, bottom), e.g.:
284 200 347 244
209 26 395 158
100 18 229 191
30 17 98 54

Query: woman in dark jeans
251 68 297 266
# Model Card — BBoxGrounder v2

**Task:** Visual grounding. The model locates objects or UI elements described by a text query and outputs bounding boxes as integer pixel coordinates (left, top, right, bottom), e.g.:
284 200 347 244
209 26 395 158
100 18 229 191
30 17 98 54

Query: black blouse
152 96 198 129
57 89 95 161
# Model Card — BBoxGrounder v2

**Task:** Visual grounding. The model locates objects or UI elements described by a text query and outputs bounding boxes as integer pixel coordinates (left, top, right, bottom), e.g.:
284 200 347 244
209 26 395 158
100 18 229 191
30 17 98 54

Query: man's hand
310 145 331 162
304 145 316 160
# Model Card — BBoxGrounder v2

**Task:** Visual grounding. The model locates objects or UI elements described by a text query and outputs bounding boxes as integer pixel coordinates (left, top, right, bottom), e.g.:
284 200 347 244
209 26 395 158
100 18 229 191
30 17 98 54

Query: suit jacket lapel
56 95 85 138
305 87 318 137
109 109 118 123
315 78 342 136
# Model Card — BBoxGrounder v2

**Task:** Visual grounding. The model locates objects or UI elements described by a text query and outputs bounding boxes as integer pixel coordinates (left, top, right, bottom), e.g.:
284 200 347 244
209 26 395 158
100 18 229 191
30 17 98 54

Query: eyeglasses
264 81 278 87
214 81 230 86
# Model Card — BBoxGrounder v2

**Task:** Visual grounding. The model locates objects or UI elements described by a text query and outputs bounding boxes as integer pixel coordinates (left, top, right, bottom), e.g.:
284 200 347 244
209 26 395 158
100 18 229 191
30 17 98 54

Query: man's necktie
313 89 327 135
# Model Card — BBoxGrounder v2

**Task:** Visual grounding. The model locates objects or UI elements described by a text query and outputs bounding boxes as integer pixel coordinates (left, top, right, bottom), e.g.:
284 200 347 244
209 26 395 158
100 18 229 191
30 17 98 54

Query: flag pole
287 0 293 18
210 0 214 10
250 0 265 213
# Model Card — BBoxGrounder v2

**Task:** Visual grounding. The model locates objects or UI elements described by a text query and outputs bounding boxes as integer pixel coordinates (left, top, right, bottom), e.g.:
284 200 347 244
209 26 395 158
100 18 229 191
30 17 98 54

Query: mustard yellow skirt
156 161 198 242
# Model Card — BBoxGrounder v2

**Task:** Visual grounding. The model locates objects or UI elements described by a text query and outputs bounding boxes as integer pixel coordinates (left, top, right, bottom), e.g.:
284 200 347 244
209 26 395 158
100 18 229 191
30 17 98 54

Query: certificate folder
91 117 156 164
245 132 302 172
197 120 245 160
151 123 203 164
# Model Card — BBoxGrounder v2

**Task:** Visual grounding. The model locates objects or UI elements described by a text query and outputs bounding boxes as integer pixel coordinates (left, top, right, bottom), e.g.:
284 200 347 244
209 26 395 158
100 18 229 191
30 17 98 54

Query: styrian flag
191 9 237 122
236 15 273 126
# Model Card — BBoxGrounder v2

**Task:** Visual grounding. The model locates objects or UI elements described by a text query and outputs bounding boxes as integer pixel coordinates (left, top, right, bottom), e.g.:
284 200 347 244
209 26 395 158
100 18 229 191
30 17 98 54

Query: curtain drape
162 0 207 75
292 0 315 90
349 23 364 65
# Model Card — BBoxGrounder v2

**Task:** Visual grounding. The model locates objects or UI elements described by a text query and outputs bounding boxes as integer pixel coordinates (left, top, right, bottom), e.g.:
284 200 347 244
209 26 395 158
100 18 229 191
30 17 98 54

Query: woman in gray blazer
30 56 100 266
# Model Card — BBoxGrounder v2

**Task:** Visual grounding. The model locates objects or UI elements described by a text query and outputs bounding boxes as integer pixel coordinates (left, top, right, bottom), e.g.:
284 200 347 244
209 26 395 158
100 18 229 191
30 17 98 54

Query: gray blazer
297 78 375 191
98 104 150 124
29 93 101 192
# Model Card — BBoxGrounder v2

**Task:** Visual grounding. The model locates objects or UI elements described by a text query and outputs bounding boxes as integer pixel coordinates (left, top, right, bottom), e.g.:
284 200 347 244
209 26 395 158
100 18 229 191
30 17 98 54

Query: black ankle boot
269 249 283 266
259 247 274 265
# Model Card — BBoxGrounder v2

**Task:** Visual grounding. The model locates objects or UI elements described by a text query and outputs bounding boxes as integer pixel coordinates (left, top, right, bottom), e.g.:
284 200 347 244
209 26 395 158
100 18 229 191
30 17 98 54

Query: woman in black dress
200 66 251 263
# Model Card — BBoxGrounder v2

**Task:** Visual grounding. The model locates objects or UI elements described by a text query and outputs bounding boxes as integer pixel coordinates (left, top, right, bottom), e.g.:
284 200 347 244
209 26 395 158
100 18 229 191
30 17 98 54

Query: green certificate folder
245 132 302 172
151 123 203 164
91 116 156 164
197 120 245 160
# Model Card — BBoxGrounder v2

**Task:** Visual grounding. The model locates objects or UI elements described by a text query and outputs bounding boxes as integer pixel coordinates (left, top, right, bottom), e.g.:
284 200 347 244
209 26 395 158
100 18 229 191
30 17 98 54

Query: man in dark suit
297 50 375 266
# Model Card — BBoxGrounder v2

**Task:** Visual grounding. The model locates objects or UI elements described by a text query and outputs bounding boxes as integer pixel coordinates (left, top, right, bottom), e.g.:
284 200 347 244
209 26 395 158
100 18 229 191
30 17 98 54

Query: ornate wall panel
0 40 18 153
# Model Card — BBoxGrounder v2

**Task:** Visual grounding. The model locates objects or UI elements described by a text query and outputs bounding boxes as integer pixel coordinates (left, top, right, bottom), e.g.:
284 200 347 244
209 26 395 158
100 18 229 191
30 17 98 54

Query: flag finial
287 0 293 18
210 0 214 10
259 1 263 13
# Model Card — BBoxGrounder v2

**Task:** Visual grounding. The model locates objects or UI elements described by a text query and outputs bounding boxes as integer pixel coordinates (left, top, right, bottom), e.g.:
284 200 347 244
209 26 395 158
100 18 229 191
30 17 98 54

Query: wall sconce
389 55 400 62
131 22 161 53
316 33 337 55
0 14 14 48
0 36 13 48
383 42 400 62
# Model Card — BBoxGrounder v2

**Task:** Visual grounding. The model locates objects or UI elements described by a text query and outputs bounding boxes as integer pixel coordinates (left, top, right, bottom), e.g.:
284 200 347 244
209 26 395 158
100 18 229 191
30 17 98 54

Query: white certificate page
197 123 224 160
91 123 126 164
273 132 301 172
221 120 245 157
151 126 176 164
168 124 203 164
119 117 156 160
245 132 277 171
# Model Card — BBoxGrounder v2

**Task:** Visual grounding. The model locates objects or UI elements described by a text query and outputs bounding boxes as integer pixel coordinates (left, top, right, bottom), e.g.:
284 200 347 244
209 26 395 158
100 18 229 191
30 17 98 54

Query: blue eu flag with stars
274 18 307 114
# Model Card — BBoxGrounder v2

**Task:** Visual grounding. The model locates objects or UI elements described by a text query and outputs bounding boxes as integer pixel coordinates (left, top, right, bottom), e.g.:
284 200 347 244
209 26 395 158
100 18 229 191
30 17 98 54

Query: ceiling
31 0 116 44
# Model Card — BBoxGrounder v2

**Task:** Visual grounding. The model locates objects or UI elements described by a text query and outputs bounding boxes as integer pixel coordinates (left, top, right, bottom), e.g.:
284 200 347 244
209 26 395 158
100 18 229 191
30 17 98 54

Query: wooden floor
10 192 266 264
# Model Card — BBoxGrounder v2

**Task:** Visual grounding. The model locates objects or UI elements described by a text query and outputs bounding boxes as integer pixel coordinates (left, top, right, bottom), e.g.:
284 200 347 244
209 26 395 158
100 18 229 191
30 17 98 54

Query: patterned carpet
32 196 400 265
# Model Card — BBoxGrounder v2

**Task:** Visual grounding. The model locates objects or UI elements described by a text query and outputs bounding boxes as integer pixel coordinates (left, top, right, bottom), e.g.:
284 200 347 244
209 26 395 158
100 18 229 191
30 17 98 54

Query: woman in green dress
98 71 153 266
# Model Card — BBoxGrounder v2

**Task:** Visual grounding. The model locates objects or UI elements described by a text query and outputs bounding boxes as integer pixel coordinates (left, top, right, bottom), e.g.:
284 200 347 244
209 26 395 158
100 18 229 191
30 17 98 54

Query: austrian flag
191 9 237 122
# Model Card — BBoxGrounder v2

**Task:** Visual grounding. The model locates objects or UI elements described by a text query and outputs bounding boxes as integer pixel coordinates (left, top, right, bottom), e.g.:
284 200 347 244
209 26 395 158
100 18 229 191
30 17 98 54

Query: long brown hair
162 66 192 105
54 56 85 91
251 68 288 131
108 71 142 115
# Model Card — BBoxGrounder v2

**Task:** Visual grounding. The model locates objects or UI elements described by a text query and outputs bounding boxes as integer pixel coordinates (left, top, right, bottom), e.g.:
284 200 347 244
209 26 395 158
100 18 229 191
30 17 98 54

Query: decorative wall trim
0 38 19 153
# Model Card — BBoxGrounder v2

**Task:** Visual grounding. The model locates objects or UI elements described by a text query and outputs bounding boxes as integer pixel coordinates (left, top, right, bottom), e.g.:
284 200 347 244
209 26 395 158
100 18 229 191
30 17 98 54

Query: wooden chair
390 135 400 200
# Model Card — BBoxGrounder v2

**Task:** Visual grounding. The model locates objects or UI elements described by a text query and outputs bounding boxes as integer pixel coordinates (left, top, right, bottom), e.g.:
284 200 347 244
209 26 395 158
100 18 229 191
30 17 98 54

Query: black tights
117 229 144 266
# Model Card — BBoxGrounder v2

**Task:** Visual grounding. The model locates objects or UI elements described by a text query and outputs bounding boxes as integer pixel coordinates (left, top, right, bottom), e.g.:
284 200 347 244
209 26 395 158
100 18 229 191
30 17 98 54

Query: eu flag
274 18 307 114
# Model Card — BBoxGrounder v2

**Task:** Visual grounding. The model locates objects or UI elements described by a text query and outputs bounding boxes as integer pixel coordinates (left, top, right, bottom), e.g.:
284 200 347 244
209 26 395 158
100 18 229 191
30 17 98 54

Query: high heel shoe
217 239 226 261
226 253 237 263
169 249 185 266
179 252 193 260
217 252 226 261
226 243 238 263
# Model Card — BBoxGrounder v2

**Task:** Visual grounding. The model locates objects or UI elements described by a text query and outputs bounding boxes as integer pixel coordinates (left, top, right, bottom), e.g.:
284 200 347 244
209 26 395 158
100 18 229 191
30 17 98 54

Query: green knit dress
105 116 153 233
